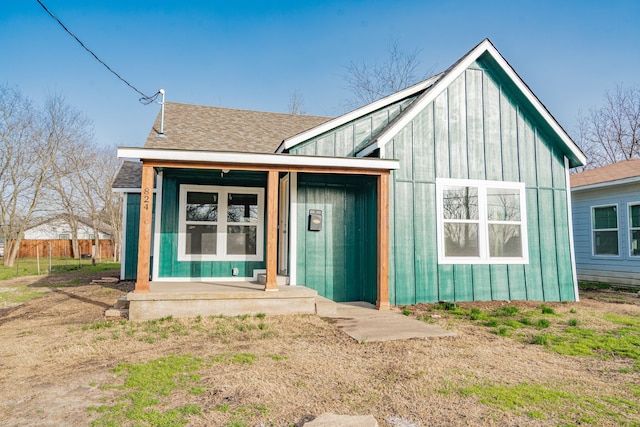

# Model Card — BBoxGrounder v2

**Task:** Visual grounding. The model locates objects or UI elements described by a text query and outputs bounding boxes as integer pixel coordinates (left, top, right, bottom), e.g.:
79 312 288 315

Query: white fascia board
117 147 400 170
571 176 640 192
358 39 587 168
276 74 441 153
112 188 156 193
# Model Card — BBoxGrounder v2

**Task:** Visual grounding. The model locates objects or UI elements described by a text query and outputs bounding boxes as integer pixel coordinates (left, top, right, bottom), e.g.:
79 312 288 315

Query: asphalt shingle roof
112 160 143 189
571 158 640 188
143 102 331 153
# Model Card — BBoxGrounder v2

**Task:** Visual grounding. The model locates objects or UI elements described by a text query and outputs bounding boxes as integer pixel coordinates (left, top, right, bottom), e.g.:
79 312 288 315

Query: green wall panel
554 189 575 301
296 174 377 304
454 265 474 301
524 189 544 300
490 265 510 300
414 183 438 302
393 181 416 305
448 74 468 179
466 69 485 180
538 189 561 301
508 265 528 301
438 265 455 301
472 265 492 301
124 193 140 280
484 71 503 181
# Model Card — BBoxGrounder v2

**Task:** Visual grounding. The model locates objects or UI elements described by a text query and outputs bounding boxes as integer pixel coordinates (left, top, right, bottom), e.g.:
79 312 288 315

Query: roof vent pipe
157 89 166 138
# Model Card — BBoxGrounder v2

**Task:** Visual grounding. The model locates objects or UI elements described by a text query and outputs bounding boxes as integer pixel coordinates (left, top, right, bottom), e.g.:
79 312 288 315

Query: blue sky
2 1 639 149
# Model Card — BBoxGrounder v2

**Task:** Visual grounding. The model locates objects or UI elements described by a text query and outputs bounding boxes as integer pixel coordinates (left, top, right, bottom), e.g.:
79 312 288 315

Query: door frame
278 174 290 274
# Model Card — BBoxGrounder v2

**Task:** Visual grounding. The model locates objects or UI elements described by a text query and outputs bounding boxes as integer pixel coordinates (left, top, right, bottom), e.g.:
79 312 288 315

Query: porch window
629 203 640 257
592 205 618 256
178 185 264 261
436 178 528 264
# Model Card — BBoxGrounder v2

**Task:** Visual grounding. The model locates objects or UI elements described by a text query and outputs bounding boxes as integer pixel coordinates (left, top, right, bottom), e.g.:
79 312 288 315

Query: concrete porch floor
126 280 318 321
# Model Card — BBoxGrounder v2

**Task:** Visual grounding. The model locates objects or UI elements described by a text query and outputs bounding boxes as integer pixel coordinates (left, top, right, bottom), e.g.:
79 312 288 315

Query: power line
35 0 160 105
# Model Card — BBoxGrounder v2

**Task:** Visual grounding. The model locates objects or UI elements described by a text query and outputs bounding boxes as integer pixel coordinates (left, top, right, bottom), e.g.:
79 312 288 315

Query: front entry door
278 174 289 274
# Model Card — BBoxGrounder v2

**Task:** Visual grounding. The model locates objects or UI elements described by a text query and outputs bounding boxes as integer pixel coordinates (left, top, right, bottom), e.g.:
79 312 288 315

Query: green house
115 39 586 314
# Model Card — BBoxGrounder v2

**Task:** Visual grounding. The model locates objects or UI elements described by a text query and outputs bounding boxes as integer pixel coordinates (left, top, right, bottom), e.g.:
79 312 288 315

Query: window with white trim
178 185 264 261
436 179 528 264
592 205 618 256
629 203 640 257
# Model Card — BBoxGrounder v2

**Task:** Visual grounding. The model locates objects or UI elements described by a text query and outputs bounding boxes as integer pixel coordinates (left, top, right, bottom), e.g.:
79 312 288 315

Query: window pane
631 230 640 256
186 225 217 255
227 193 258 222
487 188 520 221
593 206 617 229
630 205 640 228
227 225 257 255
443 186 478 220
187 192 218 221
594 230 618 255
444 223 479 257
489 224 522 257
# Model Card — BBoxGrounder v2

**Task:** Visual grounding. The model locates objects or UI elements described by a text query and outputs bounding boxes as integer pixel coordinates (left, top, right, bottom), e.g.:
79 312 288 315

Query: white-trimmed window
178 185 264 261
436 178 528 264
629 203 640 257
591 205 619 256
59 234 70 240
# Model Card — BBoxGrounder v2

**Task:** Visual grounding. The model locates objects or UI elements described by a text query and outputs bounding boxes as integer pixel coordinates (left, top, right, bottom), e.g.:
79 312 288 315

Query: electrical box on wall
308 209 322 231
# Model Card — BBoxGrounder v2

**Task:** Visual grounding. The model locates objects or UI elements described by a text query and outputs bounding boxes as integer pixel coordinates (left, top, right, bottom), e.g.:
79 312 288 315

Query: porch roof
117 147 399 173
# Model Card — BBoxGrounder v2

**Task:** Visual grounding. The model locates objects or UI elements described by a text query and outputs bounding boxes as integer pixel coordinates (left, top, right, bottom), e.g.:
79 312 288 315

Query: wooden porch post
135 163 154 293
376 172 390 310
265 170 279 291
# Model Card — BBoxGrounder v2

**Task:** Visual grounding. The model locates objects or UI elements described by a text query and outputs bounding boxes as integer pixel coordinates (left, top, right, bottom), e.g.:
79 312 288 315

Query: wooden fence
17 239 115 259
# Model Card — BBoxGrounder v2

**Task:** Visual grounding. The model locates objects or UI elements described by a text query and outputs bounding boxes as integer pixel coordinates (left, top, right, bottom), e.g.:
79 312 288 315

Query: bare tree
0 89 89 266
344 39 427 109
287 90 306 115
576 85 640 170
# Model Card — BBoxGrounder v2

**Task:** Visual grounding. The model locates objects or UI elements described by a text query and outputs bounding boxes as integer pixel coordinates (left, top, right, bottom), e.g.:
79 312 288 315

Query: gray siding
572 182 640 285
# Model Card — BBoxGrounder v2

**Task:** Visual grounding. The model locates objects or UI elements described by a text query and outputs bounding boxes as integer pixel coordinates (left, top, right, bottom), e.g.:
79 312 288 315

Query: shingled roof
571 158 640 189
112 161 143 189
143 102 331 154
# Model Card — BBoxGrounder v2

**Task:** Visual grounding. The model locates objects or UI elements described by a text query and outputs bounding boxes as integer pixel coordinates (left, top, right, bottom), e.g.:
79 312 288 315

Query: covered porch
118 147 398 320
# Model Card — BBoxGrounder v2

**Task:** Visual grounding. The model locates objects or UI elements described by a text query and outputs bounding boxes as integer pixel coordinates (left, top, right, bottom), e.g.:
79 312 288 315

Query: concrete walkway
318 300 455 342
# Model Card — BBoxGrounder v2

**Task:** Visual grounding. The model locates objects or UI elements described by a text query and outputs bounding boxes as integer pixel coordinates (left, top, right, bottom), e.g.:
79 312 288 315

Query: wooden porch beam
142 160 387 176
135 163 154 293
376 172 391 310
265 170 279 291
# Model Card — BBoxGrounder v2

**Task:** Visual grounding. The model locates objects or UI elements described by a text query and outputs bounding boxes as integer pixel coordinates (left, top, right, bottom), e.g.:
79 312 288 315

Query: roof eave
571 176 640 192
118 147 400 171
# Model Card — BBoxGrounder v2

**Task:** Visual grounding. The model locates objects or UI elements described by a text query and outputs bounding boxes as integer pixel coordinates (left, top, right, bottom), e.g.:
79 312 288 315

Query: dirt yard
0 272 639 427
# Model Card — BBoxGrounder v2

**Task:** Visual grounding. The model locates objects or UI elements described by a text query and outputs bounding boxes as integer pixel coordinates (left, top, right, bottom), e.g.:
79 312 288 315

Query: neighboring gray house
571 159 640 286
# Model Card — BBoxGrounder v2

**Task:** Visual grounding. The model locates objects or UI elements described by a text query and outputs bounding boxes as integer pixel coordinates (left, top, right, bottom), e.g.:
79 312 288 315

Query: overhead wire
34 0 160 105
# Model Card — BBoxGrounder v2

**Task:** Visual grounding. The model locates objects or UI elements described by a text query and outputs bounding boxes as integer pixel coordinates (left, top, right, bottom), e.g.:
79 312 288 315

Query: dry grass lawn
0 271 639 426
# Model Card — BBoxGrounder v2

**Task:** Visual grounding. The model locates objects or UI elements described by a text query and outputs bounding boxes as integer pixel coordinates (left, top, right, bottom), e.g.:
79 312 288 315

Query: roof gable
352 39 585 168
277 73 442 153
144 102 330 154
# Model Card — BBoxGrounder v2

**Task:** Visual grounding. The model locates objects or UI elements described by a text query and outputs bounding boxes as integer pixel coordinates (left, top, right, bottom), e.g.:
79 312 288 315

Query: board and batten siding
157 169 267 279
572 182 640 286
122 193 156 280
295 174 378 303
290 97 417 157
384 61 575 304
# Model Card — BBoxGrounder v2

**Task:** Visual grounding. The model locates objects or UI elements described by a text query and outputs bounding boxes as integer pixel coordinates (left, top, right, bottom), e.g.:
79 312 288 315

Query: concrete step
105 308 129 319
315 295 337 316
257 274 289 286
113 296 129 309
